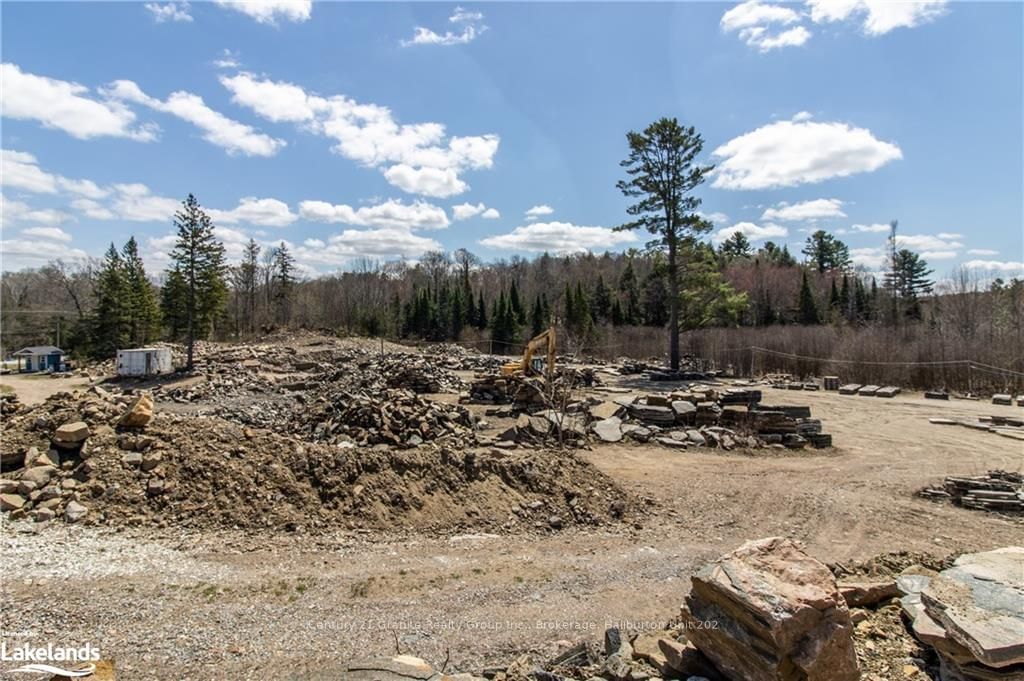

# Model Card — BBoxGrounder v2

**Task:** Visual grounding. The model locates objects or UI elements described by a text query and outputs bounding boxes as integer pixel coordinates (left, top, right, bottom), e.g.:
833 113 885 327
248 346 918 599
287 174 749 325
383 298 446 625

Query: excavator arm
501 327 556 379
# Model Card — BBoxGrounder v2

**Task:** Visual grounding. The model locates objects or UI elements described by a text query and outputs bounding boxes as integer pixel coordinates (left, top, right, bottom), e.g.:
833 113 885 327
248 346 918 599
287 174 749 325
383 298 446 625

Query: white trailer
116 347 173 377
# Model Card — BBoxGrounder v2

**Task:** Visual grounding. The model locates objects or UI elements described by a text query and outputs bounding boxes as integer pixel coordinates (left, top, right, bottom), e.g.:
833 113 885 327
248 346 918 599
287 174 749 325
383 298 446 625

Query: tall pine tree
122 237 160 346
167 194 227 370
92 243 129 358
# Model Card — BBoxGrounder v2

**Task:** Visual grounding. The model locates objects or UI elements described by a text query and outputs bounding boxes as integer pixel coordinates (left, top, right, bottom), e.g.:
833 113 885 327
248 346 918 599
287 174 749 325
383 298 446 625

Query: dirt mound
0 389 631 532
828 550 953 579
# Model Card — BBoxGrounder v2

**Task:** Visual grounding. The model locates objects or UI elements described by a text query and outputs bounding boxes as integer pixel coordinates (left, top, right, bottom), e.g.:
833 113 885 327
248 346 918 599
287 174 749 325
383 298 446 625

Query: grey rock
920 547 1024 668
64 500 88 523
21 466 56 487
593 417 623 443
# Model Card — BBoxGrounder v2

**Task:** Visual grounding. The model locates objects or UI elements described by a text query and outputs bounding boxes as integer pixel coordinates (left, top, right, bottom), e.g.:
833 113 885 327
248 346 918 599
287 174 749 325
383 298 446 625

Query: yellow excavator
500 327 556 380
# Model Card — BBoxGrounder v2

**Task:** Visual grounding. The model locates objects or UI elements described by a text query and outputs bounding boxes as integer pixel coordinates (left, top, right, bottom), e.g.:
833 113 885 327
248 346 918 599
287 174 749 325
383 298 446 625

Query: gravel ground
2 376 1021 679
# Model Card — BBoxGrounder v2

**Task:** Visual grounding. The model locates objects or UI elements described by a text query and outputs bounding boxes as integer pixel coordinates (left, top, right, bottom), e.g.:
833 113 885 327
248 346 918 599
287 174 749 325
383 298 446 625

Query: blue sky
1 0 1021 278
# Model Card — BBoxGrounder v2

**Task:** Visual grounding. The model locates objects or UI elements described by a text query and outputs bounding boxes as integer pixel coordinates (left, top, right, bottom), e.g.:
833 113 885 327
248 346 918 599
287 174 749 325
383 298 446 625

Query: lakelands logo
2 642 100 677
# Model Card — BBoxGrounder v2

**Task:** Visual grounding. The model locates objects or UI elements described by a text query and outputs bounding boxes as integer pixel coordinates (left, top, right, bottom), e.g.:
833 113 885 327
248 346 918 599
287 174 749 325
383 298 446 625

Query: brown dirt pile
1 390 631 533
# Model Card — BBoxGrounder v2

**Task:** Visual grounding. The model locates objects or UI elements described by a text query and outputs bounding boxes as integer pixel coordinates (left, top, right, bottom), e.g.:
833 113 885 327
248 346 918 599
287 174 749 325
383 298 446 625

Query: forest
2 119 1021 392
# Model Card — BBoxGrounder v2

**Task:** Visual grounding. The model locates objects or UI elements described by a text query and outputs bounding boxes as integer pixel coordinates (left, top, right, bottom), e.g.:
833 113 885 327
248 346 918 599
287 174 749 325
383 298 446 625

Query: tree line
1 119 1019 384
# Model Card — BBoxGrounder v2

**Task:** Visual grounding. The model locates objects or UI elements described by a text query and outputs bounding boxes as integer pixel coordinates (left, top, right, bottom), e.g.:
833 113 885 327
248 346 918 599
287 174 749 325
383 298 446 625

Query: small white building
116 347 173 377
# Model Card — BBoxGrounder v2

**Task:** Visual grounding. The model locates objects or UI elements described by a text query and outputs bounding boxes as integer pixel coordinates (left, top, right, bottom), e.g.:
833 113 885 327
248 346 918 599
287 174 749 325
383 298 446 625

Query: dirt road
1 383 1021 679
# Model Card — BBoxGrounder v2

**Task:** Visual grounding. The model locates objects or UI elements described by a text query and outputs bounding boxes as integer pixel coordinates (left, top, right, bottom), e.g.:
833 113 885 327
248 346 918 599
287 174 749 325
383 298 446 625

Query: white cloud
1 149 108 198
1 63 157 141
961 259 1024 273
697 211 730 226
851 246 885 269
108 183 182 223
220 72 499 194
712 221 789 244
525 204 554 220
920 250 957 260
102 80 285 157
294 229 442 266
806 0 948 36
212 49 242 69
214 0 312 25
721 1 800 31
966 248 998 256
71 198 116 220
793 111 814 122
739 25 812 51
210 197 297 227
721 2 810 51
761 198 846 222
936 232 963 240
712 119 902 190
480 222 637 253
895 233 963 251
851 222 892 233
298 199 450 231
452 202 500 221
2 194 72 227
383 164 468 198
20 226 72 242
0 238 89 269
145 1 192 23
402 7 488 47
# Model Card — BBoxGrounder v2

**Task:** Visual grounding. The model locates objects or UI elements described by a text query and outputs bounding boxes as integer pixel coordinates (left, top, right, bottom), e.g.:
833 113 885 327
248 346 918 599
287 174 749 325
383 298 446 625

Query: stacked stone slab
899 547 1024 680
679 536 860 681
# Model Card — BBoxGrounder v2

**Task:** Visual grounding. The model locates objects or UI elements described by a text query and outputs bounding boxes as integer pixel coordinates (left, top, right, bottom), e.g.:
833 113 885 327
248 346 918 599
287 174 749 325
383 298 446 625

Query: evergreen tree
122 236 160 346
167 193 227 370
530 294 546 337
642 269 669 327
839 274 852 321
853 277 868 322
592 275 612 322
509 280 525 325
239 239 260 334
92 243 129 358
271 241 296 325
828 278 841 322
476 291 487 330
892 249 934 321
802 230 852 273
797 270 820 325
719 231 752 260
161 266 189 340
618 259 641 324
617 117 714 370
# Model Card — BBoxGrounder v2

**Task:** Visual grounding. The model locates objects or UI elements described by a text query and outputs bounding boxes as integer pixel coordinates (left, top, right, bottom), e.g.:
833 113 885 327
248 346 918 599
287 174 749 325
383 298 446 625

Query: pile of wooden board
929 414 1024 440
919 470 1023 514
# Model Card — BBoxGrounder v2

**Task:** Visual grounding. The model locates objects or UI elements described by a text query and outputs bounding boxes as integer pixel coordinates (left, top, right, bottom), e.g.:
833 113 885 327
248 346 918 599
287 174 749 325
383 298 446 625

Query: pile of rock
898 547 1024 680
290 386 476 448
919 470 1024 514
0 389 158 524
591 390 832 450
0 393 22 416
680 536 861 681
421 343 504 373
368 354 467 394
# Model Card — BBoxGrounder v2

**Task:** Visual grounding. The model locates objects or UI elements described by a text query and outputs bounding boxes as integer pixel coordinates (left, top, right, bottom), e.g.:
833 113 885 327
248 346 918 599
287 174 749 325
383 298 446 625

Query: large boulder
119 393 155 428
679 536 860 681
592 417 623 443
53 421 89 448
920 547 1024 671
